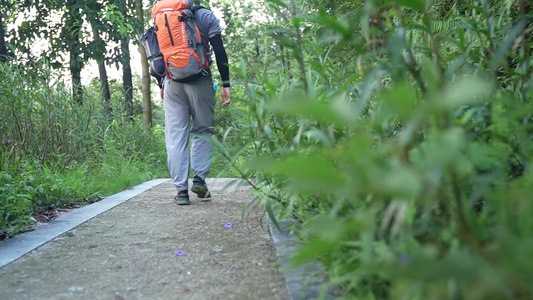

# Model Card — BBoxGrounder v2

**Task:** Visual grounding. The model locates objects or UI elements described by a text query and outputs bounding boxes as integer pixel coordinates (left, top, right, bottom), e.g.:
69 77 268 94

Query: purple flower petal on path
219 207 226 210
224 222 233 228
174 250 187 256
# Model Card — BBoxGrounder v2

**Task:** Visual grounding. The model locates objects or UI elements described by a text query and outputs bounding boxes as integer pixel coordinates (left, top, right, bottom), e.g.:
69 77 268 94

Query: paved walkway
0 179 291 300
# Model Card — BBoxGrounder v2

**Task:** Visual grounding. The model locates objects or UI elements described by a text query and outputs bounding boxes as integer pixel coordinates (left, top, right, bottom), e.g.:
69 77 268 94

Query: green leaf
304 129 333 146
269 94 356 127
410 128 465 170
292 238 334 266
434 77 493 110
490 18 528 71
376 83 418 122
372 163 422 198
420 59 442 93
387 0 426 12
247 153 345 193
265 0 288 9
307 10 353 41
270 33 298 50
466 142 505 171
306 215 345 242
266 199 281 232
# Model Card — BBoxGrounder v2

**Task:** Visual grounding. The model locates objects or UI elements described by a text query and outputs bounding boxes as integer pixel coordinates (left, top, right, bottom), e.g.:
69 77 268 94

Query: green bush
0 160 95 236
0 62 168 237
217 0 533 298
0 172 33 234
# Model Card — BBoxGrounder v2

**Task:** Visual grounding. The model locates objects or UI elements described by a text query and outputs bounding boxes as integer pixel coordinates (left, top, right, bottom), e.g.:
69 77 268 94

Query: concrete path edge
0 178 170 268
269 218 334 300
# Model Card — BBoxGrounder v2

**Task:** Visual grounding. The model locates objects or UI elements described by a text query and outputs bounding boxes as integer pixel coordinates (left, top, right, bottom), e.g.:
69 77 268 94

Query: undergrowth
0 62 168 238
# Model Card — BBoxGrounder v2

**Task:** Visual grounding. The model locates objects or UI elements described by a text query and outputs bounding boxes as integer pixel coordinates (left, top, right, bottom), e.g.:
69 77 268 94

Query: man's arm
209 33 231 106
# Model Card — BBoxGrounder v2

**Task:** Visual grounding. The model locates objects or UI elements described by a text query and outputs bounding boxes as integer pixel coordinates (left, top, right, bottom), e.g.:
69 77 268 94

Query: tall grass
0 62 168 237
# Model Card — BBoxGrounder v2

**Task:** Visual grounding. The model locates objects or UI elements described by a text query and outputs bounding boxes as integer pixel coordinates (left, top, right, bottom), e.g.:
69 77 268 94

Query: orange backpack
151 0 210 82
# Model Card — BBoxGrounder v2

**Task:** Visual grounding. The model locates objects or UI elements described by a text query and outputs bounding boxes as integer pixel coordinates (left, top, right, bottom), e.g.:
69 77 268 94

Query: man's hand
160 87 164 100
221 87 231 107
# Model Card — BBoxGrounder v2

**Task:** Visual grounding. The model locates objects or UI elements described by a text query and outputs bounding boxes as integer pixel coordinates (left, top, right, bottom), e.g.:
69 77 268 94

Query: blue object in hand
213 83 218 92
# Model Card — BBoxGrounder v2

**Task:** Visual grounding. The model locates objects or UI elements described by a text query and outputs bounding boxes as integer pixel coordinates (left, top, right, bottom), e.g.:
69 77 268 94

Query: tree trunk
70 55 83 104
66 0 84 104
118 3 133 120
289 0 308 92
90 20 112 117
0 11 8 63
121 38 134 120
135 0 152 130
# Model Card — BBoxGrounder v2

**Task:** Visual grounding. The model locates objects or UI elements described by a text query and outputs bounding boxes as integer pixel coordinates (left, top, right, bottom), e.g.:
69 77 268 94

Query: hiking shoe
174 190 190 205
191 176 211 198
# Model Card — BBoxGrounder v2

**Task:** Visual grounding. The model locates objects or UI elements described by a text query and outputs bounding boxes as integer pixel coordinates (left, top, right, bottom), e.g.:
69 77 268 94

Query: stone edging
0 179 170 268
268 218 334 300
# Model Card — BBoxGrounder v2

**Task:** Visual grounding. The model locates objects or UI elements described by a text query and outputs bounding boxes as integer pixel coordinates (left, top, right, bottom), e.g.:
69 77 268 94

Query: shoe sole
175 201 190 205
174 198 190 205
191 186 211 199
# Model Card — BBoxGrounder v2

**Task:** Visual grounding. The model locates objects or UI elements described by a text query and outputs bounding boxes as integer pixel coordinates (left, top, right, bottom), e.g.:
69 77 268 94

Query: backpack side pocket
141 27 167 83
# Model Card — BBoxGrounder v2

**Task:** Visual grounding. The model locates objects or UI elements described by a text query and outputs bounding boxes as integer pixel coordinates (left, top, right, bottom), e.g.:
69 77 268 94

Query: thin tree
0 9 8 62
65 0 84 104
135 0 152 129
89 18 112 116
116 0 134 120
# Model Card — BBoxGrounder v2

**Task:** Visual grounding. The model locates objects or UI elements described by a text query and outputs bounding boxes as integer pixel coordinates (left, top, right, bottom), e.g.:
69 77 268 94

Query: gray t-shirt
195 8 222 61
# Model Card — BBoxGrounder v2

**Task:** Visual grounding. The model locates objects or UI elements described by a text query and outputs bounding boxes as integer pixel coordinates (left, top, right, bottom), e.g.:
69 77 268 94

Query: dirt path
0 180 289 300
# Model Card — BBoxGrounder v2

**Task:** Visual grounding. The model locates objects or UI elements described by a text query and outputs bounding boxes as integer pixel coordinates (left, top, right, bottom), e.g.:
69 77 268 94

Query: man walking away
155 0 231 205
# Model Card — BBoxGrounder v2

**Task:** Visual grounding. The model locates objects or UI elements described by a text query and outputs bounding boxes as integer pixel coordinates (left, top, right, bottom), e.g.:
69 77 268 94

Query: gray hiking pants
163 75 216 192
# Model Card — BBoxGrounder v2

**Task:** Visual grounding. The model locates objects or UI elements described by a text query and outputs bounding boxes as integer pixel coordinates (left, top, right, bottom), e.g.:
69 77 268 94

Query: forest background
1 0 532 299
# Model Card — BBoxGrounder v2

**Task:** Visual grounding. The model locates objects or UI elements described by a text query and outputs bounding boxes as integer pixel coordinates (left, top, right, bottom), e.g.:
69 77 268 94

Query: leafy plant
214 0 533 298
0 62 168 237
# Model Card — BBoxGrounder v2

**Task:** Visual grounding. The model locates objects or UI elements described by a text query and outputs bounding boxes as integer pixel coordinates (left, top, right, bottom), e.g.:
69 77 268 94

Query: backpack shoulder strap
192 5 207 12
